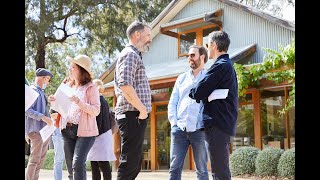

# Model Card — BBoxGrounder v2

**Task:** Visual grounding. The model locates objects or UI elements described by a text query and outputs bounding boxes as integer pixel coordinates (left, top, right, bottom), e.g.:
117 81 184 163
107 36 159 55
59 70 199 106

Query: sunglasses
205 42 213 48
186 53 195 58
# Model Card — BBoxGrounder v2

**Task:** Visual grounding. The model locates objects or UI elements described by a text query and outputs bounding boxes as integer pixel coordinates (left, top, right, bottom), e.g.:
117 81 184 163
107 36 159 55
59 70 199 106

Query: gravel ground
37 169 250 180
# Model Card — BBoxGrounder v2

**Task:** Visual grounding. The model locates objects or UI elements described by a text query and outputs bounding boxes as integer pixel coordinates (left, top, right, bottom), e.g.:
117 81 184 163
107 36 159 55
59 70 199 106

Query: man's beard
141 42 150 52
138 41 150 52
189 58 201 69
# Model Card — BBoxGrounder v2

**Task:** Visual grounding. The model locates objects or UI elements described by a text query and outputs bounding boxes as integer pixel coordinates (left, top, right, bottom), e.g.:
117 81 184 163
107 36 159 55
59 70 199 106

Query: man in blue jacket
189 31 238 180
25 68 54 180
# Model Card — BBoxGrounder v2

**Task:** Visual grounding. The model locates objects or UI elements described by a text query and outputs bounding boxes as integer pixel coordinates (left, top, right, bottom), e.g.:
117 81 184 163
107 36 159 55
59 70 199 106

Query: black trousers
116 111 148 180
91 161 111 180
205 126 232 180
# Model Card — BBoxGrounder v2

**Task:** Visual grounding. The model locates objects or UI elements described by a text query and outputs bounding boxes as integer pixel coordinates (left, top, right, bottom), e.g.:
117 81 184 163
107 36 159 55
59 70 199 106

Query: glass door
154 102 171 170
234 93 255 151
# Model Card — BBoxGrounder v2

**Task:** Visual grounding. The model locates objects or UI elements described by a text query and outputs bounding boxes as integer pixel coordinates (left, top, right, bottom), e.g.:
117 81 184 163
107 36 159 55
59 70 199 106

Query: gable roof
100 0 294 84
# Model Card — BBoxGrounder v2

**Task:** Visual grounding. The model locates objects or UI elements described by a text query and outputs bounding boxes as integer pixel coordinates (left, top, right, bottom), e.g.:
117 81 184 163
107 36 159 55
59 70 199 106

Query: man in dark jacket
189 31 238 180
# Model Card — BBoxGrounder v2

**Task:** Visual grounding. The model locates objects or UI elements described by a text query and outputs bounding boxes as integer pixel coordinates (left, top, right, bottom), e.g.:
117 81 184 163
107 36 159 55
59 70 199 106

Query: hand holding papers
50 83 76 118
208 89 229 102
39 123 55 142
25 84 39 111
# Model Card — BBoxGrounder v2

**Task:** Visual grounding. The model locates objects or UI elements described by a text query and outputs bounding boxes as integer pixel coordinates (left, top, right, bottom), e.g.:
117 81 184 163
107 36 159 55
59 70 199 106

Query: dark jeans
61 124 96 180
116 111 148 180
205 126 232 180
91 161 111 180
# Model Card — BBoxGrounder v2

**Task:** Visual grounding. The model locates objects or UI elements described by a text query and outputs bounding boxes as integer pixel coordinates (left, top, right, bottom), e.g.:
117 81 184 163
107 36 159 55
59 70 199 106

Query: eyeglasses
187 53 195 58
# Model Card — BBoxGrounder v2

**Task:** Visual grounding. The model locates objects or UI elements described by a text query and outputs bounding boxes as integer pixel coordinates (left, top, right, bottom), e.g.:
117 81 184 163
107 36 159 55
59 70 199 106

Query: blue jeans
169 125 209 180
61 124 96 180
52 128 65 180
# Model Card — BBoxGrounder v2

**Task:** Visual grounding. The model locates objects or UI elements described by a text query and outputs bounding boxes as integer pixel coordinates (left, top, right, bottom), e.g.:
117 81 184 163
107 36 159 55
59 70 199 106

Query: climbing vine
234 39 295 114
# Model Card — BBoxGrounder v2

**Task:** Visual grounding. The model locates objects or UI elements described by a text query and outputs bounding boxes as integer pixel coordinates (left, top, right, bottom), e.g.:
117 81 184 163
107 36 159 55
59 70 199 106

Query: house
100 0 295 171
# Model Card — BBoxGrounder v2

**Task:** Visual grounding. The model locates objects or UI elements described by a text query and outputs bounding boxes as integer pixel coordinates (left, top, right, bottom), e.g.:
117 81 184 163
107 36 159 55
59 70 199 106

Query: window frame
177 24 220 57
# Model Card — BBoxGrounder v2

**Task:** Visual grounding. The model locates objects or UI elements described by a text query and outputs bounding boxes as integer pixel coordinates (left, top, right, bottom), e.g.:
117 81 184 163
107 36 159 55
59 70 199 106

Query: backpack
110 110 119 134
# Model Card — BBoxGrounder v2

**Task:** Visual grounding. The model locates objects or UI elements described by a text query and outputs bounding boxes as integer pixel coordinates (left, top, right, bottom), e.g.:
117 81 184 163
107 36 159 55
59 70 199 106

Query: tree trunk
35 43 46 70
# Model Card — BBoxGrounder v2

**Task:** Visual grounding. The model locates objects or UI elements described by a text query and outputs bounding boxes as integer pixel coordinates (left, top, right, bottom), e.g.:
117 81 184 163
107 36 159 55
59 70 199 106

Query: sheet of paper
25 84 39 112
208 89 229 102
39 124 55 142
50 83 76 118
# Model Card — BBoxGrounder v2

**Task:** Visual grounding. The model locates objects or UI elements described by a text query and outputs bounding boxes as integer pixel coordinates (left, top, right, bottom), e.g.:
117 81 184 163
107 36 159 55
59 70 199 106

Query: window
178 25 220 57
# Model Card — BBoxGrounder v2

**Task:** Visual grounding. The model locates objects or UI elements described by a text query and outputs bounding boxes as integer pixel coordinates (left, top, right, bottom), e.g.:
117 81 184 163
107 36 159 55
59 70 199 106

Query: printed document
208 89 229 102
39 124 55 142
25 84 39 111
50 83 76 118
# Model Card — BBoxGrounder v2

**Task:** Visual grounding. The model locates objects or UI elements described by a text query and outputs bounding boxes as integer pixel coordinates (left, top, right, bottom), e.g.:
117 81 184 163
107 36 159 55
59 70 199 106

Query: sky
282 4 295 22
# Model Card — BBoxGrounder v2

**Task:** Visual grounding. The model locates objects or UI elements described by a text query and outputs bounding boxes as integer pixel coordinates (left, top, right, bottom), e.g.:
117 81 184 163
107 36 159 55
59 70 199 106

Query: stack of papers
208 89 229 102
50 83 76 117
25 84 39 111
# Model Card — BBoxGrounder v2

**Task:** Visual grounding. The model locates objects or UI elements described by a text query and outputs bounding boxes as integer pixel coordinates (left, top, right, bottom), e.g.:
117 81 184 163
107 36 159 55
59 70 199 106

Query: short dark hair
189 45 208 63
208 31 230 52
126 20 150 39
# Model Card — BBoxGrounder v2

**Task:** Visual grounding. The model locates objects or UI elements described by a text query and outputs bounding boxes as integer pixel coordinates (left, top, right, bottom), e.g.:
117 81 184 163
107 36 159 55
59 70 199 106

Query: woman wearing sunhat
48 54 100 180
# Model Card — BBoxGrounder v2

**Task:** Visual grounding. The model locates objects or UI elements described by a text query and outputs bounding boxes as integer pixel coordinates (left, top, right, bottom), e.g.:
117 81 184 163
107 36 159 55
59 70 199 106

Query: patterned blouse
65 85 86 124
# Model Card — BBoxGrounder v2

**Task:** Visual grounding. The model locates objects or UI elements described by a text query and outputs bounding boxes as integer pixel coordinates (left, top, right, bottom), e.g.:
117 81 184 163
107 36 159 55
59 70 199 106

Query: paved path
38 169 248 180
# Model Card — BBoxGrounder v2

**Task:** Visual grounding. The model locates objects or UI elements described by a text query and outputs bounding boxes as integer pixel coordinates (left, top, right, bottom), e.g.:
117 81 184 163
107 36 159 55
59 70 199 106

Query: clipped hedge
230 146 260 176
41 149 91 171
255 147 284 176
277 147 295 178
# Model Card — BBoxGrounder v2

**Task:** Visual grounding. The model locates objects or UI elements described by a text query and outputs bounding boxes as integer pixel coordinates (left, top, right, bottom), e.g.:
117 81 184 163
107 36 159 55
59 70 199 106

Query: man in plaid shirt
114 20 152 180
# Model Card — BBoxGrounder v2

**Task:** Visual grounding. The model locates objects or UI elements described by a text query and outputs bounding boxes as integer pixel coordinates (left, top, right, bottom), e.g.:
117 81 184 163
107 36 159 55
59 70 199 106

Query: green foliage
230 146 260 176
41 149 91 171
234 39 295 114
277 148 295 178
255 147 284 176
25 0 171 71
42 149 55 170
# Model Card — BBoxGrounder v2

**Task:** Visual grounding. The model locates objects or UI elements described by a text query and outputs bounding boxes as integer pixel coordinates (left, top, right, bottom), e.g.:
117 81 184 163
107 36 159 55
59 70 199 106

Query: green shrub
230 146 260 176
41 149 91 171
255 147 284 176
277 148 295 178
42 149 55 170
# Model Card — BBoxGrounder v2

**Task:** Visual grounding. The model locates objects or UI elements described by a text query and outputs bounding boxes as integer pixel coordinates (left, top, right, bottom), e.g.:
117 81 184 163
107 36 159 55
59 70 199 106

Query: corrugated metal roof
103 43 256 88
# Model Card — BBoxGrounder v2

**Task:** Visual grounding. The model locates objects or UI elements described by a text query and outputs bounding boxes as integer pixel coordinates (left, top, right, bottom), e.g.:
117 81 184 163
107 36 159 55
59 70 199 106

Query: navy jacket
189 54 238 136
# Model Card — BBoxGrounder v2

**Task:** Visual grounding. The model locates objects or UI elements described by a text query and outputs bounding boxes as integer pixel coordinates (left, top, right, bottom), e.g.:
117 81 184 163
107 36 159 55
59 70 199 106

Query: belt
198 128 205 131
66 123 77 127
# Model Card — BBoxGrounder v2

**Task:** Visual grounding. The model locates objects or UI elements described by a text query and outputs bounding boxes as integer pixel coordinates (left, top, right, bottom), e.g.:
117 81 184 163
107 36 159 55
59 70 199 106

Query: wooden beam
252 89 262 149
204 9 223 21
150 104 156 170
161 18 204 32
206 19 222 27
284 87 290 149
149 76 178 89
160 30 179 38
